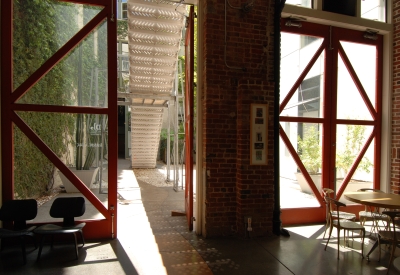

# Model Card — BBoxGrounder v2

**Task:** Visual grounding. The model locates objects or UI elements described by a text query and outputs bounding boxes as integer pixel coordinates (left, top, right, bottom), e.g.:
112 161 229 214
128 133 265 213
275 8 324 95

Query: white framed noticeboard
250 103 268 165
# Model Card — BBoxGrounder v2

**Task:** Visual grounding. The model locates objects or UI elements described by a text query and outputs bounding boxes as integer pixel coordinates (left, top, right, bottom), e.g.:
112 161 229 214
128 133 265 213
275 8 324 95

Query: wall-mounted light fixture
242 0 254 13
285 19 302 28
363 29 379 40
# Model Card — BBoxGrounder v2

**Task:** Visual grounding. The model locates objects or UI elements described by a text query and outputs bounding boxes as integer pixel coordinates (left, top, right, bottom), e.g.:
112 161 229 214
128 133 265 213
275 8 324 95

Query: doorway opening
279 20 382 225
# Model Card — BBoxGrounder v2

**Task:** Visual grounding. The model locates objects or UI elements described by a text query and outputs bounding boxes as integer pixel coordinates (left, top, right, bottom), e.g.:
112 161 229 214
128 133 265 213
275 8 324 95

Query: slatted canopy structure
122 0 188 168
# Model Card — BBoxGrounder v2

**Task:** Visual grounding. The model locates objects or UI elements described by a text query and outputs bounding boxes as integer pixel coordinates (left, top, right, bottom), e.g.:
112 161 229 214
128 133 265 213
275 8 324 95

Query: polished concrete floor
1 159 400 274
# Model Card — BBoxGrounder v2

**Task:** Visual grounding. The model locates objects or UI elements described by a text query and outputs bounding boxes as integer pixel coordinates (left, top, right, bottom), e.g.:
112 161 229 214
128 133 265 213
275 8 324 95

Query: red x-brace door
1 0 118 239
184 6 194 231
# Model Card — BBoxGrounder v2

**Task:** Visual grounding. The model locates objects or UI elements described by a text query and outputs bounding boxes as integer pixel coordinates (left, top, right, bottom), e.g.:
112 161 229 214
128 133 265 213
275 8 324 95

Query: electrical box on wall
323 0 356 17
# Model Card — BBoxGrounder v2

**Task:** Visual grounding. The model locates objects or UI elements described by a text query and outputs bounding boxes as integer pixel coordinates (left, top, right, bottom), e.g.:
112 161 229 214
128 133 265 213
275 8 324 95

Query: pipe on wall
224 0 252 71
272 0 289 236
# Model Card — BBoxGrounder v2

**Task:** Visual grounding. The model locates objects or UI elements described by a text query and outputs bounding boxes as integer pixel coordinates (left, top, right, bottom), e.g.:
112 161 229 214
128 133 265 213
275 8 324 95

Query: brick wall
392 1 400 193
202 0 276 237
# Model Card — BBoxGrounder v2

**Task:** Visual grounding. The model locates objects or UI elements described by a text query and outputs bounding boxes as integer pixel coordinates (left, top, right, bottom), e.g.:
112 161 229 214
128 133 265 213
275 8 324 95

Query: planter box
339 179 372 192
295 173 372 195
58 167 99 193
295 173 322 194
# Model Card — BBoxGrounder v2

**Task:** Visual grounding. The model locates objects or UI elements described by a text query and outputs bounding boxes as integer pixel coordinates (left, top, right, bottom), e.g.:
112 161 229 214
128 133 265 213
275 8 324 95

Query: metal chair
322 188 356 239
357 188 389 234
0 199 38 264
34 197 86 261
377 211 400 274
324 197 365 259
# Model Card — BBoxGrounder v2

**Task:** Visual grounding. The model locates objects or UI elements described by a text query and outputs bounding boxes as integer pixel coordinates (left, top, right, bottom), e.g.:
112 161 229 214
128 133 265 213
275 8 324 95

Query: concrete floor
1 159 400 274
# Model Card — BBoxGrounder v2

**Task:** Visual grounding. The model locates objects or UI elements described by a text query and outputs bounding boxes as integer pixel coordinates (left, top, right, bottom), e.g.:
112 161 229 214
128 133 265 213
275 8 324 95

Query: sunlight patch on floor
117 167 168 275
84 242 118 262
287 224 325 238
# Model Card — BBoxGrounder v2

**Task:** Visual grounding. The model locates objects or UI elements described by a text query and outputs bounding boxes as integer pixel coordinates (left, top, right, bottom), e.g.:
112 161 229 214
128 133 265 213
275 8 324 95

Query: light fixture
285 19 302 28
242 0 255 13
364 29 379 40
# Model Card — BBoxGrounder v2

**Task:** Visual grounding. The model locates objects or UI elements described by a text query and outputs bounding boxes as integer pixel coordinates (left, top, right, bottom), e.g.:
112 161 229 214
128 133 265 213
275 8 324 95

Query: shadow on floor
1 159 399 274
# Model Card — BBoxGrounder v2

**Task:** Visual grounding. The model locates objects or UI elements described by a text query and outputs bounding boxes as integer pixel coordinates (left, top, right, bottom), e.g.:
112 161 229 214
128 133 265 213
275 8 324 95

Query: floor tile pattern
1 159 400 274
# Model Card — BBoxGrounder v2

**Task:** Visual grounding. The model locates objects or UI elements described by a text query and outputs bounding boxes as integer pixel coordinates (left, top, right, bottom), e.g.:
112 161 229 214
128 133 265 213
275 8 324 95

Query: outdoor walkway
1 159 399 274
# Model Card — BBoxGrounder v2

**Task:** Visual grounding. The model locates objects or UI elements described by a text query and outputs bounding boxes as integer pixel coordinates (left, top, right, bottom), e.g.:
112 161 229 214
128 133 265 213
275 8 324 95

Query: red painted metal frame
331 27 383 200
279 41 327 113
12 9 108 101
184 6 194 231
1 0 118 239
280 19 383 225
337 44 377 120
107 0 118 239
1 1 14 200
279 126 324 205
12 112 108 218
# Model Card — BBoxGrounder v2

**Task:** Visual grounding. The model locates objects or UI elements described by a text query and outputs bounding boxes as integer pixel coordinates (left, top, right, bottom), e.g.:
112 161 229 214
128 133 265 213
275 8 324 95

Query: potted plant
296 124 373 194
296 125 322 194
335 124 373 191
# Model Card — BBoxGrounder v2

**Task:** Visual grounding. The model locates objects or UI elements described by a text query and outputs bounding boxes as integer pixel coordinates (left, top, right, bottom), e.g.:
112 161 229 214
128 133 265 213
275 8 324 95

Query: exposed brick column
236 81 275 237
392 1 400 194
202 0 276 237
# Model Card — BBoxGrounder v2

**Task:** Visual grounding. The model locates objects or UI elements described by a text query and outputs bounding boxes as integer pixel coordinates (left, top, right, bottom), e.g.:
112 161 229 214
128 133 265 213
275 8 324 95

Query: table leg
366 239 379 261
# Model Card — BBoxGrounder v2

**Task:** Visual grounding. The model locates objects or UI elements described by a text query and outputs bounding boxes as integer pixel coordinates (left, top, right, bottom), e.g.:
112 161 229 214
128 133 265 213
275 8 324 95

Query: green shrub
297 126 321 174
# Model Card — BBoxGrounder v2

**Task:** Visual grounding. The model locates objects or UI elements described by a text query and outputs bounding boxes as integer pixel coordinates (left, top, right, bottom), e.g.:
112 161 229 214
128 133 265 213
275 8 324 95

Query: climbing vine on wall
12 1 79 199
12 1 106 199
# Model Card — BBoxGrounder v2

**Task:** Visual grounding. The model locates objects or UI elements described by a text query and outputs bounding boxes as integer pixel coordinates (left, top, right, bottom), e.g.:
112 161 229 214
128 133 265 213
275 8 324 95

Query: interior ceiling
125 0 188 168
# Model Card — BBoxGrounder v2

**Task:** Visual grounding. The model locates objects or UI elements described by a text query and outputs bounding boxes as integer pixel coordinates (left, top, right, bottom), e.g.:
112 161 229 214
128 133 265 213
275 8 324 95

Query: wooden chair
34 197 86 261
324 197 365 259
322 188 356 239
0 199 38 264
377 211 400 274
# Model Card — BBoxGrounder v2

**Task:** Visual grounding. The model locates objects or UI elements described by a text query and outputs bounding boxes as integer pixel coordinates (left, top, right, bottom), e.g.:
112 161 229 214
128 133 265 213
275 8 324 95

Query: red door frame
184 6 194 231
280 19 382 225
1 0 118 239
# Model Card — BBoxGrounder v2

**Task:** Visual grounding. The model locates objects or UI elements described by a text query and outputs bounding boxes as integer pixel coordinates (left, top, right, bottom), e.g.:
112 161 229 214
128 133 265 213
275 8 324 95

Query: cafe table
344 191 400 210
343 191 400 260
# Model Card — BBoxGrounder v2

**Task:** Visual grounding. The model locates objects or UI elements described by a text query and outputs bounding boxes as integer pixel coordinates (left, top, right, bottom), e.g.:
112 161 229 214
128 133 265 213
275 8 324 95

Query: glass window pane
340 41 376 107
280 122 322 208
335 124 374 203
285 0 312 8
337 54 373 120
281 33 324 119
13 1 103 91
17 19 108 107
15 111 109 197
118 42 130 92
361 0 386 22
14 112 109 222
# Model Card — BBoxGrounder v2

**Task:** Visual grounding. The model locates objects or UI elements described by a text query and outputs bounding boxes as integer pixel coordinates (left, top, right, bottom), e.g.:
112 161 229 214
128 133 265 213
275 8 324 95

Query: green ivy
12 1 107 198
74 8 108 170
12 1 79 199
117 19 128 40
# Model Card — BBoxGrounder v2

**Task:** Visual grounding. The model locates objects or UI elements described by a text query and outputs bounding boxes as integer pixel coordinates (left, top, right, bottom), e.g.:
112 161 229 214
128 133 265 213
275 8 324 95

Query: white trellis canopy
126 0 187 168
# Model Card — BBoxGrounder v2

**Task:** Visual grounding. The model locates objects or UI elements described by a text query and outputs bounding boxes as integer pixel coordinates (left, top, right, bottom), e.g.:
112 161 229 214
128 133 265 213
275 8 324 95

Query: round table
344 191 400 261
344 192 400 209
